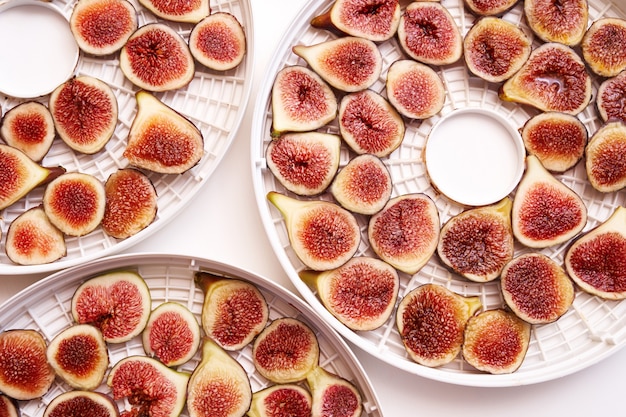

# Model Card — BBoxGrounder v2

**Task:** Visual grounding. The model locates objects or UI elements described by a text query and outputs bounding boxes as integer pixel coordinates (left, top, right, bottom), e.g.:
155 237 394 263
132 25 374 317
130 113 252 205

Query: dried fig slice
49 76 118 155
292 37 382 92
43 391 119 417
0 329 55 400
597 70 626 124
437 197 514 283
267 192 360 271
120 23 195 92
189 12 246 71
253 318 320 384
0 394 19 417
499 42 592 115
0 101 55 162
565 206 626 300
248 384 312 417
137 0 209 23
581 17 626 77
306 366 362 417
386 59 445 120
585 121 626 193
300 256 399 331
368 193 440 275
463 0 518 16
71 270 152 344
396 284 481 367
525 0 588 46
266 132 341 196
46 324 109 390
462 309 531 374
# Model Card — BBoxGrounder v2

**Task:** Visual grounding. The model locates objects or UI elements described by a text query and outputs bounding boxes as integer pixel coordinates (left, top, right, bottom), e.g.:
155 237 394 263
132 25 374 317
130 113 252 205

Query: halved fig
0 101 55 162
187 337 252 417
368 193 439 275
565 206 626 300
299 256 399 331
581 17 626 77
46 324 109 390
267 191 360 271
49 76 118 154
248 384 312 417
71 270 152 344
397 1 463 66
0 394 19 417
253 318 320 384
5 206 66 266
189 12 246 71
292 37 382 92
338 89 405 157
124 91 204 174
396 283 481 367
463 0 519 16
330 154 392 215
266 132 341 196
386 59 445 120
437 197 514 283
597 70 626 124
42 172 106 237
137 0 209 23
306 366 362 417
520 111 588 173
463 16 532 83
120 23 195 92
195 271 269 351
142 302 201 367
43 391 119 417
499 42 592 115
525 0 588 46
69 0 138 56
462 309 531 374
585 121 626 192
107 356 189 417
0 329 55 400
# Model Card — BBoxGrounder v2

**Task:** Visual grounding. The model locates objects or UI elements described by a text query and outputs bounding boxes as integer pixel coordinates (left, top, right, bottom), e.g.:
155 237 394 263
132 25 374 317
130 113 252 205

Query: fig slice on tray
524 0 588 46
0 395 18 417
189 12 247 71
597 70 626 124
306 366 363 417
585 121 626 193
43 390 119 417
137 0 209 23
248 384 312 417
0 101 55 162
463 0 519 16
581 17 626 78
386 59 445 120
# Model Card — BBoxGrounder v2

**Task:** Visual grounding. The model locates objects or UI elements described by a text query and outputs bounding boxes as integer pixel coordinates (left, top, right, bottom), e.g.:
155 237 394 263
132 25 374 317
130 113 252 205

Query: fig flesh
189 12 247 71
597 70 626 124
386 59 445 120
463 0 519 16
585 121 626 192
306 366 362 417
43 391 119 417
524 0 588 46
0 101 55 162
137 0 209 23
248 384 312 417
0 395 18 417
581 17 626 78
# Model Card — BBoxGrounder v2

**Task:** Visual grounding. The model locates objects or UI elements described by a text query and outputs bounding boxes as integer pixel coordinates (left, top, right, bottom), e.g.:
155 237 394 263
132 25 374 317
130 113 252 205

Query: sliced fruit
266 132 341 196
0 101 55 161
292 37 382 92
306 366 362 417
437 197 514 283
585 121 626 193
512 155 587 248
142 302 201 367
124 91 204 174
43 391 119 417
267 192 360 271
49 75 118 154
462 309 531 374
524 0 588 46
137 0 209 23
248 384 312 417
299 256 399 331
396 284 481 367
463 0 519 16
71 270 152 344
120 23 195 92
253 318 319 384
189 12 246 71
0 394 19 417
368 193 439 275
0 329 55 400
597 70 626 124
386 59 445 120
581 17 626 77
565 206 626 300
46 324 109 390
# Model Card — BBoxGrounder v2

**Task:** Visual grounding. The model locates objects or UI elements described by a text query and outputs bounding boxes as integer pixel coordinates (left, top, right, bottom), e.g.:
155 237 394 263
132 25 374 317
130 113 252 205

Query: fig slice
137 0 209 23
499 42 592 115
49 75 118 155
585 121 626 193
338 89 405 158
463 0 519 16
299 256 399 331
266 132 341 197
69 0 138 56
253 318 320 384
71 270 152 344
0 329 55 400
46 324 109 390
120 23 195 92
292 37 383 93
385 59 445 120
43 391 119 417
581 17 626 78
306 366 362 417
248 384 312 417
462 309 531 374
437 197 514 283
142 302 201 367
512 155 587 248
0 394 19 417
524 0 588 46
189 12 247 71
565 206 626 300
187 337 252 417
124 91 204 174
368 193 440 275
267 191 360 271
42 172 106 237
597 70 626 124
396 283 481 367
5 206 66 266
0 101 55 162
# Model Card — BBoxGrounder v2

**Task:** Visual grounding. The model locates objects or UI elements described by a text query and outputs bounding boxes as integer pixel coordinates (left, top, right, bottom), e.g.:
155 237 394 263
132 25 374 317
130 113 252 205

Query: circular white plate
0 0 254 274
251 0 626 386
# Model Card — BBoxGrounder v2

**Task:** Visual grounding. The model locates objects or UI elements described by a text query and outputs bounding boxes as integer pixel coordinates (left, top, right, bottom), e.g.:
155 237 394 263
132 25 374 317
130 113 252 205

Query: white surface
2 0 626 415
